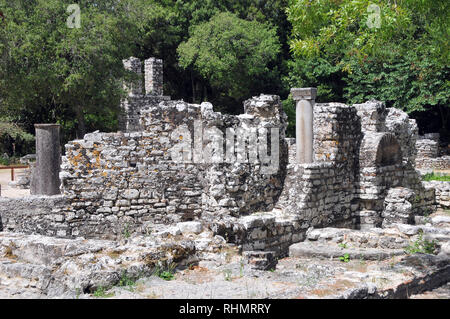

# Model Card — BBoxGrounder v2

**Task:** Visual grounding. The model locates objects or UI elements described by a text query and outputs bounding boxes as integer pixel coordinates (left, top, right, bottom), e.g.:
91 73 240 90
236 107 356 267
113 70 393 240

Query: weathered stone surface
423 181 450 209
243 251 277 270
30 124 61 196
0 61 442 272
0 232 196 298
382 187 416 227
177 221 202 234
289 241 404 260
415 133 450 170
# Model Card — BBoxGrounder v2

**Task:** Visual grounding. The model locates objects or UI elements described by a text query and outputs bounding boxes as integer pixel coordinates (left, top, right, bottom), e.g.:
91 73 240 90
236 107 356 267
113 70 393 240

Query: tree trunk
203 84 208 101
438 106 448 128
75 105 86 139
191 70 196 103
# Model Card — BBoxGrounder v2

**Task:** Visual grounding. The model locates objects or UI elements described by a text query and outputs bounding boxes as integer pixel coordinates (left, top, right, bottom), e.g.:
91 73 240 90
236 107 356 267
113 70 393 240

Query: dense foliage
0 117 34 157
0 0 448 154
0 0 141 142
178 12 281 112
286 0 450 135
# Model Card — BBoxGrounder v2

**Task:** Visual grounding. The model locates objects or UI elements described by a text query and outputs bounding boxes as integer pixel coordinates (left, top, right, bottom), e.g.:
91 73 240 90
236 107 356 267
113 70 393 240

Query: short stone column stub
31 124 61 195
291 87 317 164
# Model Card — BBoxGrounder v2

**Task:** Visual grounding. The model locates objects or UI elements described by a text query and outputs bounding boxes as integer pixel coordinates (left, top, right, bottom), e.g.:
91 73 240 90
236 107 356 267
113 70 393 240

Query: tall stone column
291 88 317 164
31 124 61 195
144 57 163 96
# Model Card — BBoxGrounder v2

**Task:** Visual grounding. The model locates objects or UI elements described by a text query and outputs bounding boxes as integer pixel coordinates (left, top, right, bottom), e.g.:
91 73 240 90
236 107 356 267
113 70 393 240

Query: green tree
0 0 138 140
132 0 290 111
0 117 34 157
286 0 449 133
178 12 281 112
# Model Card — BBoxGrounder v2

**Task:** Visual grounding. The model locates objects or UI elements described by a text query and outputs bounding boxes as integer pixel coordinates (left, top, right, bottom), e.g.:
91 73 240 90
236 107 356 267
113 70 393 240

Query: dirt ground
0 169 30 198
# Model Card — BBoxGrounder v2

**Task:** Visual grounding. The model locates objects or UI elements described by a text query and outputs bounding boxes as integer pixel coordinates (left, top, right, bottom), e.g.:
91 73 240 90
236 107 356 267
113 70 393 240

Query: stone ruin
119 57 170 132
0 57 449 298
0 57 439 251
415 133 450 171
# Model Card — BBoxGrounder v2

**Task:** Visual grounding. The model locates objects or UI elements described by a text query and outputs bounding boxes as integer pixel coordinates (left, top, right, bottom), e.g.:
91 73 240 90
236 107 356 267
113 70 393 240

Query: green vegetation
92 286 115 298
117 271 137 291
154 262 177 281
122 223 131 239
405 230 439 255
422 173 450 182
239 259 245 277
178 12 281 111
0 0 448 152
339 253 350 263
0 0 137 143
286 0 450 134
0 120 35 157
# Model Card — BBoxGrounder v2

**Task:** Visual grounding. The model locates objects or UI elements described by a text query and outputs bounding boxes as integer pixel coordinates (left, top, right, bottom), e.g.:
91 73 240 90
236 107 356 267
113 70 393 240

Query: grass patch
117 271 137 291
122 223 131 239
154 262 176 281
405 230 438 255
339 253 350 263
422 172 450 182
92 286 115 298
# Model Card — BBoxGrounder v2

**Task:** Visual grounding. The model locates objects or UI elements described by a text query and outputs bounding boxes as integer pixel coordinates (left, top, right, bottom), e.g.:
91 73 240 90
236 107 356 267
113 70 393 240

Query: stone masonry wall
277 103 362 230
48 95 286 239
415 133 450 170
0 96 438 258
0 196 69 237
423 181 450 209
119 57 170 132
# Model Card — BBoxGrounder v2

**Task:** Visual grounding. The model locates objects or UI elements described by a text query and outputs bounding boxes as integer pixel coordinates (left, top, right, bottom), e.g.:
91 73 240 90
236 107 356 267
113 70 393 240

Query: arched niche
360 132 402 167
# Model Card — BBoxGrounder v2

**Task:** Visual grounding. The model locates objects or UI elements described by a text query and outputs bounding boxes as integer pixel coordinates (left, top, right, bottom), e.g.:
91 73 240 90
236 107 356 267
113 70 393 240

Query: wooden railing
0 165 29 181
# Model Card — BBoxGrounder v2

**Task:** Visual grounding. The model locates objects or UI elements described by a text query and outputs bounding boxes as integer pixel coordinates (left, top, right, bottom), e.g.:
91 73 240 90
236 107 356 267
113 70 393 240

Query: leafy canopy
0 0 138 139
286 0 449 118
178 11 281 102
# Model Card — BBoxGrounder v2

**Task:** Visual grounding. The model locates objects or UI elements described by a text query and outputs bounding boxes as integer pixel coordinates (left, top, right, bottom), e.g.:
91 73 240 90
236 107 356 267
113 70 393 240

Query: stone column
144 57 163 96
31 124 61 195
291 88 317 164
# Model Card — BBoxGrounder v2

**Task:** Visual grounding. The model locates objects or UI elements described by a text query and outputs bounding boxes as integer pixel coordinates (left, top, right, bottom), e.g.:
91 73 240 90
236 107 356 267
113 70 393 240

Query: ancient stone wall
119 95 171 133
417 156 450 170
415 133 450 170
144 58 164 96
0 95 438 258
385 108 418 165
278 103 362 230
51 95 287 238
0 196 68 237
423 181 450 209
119 57 170 132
